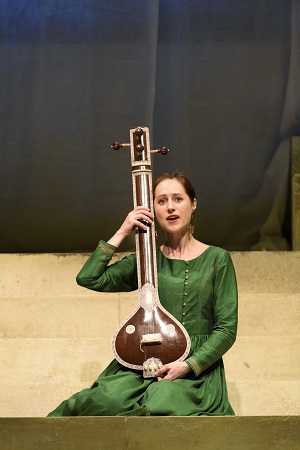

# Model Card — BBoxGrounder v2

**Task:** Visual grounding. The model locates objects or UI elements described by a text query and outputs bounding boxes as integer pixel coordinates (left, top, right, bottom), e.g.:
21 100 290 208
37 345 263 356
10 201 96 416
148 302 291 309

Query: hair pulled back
153 171 196 203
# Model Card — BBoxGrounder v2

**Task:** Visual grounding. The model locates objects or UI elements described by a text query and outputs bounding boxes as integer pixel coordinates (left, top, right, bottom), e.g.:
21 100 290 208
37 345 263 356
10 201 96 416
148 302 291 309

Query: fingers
130 206 154 230
119 206 154 236
134 206 154 220
155 364 171 381
155 366 167 378
155 362 190 381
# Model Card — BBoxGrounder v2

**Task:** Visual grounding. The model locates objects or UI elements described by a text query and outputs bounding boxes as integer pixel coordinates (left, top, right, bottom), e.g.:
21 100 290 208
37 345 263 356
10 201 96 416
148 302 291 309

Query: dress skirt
48 356 234 416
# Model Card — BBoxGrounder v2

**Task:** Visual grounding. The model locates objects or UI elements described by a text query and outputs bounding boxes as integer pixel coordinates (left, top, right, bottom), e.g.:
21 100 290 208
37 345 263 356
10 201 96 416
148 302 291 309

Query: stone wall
0 251 299 416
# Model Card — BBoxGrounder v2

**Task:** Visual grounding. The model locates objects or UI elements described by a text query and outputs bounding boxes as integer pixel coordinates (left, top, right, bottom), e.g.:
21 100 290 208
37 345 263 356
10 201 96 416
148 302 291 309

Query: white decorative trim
139 283 160 311
125 325 135 334
166 324 176 334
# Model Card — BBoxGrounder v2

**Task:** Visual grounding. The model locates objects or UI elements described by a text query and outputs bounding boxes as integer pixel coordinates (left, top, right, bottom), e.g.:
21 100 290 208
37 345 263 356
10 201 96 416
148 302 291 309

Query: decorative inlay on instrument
111 127 191 377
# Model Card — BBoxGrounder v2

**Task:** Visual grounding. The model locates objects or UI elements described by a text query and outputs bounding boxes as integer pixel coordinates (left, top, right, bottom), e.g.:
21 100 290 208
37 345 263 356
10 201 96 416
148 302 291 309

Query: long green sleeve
185 251 238 375
76 240 138 292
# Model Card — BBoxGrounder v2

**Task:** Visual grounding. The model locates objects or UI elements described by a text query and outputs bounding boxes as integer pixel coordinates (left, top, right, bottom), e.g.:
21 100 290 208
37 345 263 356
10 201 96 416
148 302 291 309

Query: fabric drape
0 0 299 251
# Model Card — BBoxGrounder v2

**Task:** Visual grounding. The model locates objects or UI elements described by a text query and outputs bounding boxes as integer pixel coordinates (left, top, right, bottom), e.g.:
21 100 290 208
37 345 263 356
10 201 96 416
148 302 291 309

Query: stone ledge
0 416 299 450
1 380 300 418
1 336 298 384
1 292 299 338
1 252 300 296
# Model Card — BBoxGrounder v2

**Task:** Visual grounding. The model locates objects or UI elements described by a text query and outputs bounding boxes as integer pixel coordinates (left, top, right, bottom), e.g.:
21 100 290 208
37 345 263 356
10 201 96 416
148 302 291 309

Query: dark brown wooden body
112 127 190 371
114 305 190 368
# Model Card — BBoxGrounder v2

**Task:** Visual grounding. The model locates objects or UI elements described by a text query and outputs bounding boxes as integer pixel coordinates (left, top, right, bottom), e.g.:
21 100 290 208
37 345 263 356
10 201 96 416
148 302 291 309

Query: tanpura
111 127 190 377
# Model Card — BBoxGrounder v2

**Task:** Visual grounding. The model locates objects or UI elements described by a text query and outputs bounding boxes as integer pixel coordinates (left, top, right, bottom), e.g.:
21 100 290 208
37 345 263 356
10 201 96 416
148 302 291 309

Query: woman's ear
192 198 197 212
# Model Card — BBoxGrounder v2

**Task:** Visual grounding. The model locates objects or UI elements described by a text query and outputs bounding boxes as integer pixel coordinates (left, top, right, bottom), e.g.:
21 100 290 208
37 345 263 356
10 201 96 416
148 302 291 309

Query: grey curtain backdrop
0 0 299 252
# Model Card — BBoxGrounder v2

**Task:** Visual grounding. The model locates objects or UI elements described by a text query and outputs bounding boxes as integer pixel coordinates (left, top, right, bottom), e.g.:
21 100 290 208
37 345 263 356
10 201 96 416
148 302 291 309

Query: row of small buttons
182 262 189 325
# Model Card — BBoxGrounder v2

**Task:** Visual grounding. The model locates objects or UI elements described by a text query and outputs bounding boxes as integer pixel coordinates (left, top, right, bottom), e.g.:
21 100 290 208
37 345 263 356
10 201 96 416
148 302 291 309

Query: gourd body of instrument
111 127 191 377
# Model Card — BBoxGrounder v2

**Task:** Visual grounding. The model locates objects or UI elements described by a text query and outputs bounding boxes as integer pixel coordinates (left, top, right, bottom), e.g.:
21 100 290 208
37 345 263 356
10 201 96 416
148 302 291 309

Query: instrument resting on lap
111 127 191 378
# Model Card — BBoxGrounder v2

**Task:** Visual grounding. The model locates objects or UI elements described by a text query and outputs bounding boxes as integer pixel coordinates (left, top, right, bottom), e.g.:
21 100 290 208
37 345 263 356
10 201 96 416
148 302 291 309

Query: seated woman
48 171 238 416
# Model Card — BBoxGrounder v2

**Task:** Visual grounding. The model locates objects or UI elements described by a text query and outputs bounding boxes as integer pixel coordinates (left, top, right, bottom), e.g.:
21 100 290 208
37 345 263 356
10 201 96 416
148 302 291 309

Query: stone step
231 251 300 293
0 337 298 386
1 292 299 338
1 252 299 419
237 292 300 336
0 416 299 450
0 253 89 297
223 337 299 380
0 294 122 339
1 252 300 296
0 379 299 418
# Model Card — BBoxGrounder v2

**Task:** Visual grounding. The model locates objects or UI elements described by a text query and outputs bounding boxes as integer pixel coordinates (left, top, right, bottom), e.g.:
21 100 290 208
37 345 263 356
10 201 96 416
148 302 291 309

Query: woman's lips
167 215 179 222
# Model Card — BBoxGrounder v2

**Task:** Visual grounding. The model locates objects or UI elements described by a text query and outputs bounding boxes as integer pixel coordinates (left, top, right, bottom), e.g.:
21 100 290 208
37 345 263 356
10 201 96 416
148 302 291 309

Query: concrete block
1 335 298 386
237 293 300 336
231 251 300 293
292 174 300 250
1 379 300 418
291 136 300 175
0 417 299 450
1 291 298 339
227 380 300 416
0 382 87 417
0 338 113 385
119 291 140 319
224 336 300 380
0 295 121 338
1 293 299 354
1 252 300 297
0 253 87 297
0 251 299 419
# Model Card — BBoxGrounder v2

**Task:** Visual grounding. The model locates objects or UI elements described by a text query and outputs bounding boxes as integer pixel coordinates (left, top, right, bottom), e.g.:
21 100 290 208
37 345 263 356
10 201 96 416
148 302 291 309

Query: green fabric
48 242 238 417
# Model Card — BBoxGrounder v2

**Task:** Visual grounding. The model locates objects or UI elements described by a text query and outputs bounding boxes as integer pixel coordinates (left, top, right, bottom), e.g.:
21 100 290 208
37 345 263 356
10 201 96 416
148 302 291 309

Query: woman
48 172 238 416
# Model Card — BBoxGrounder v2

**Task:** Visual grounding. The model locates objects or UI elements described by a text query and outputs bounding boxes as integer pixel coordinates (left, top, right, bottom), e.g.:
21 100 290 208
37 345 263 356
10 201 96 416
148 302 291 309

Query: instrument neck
130 127 158 290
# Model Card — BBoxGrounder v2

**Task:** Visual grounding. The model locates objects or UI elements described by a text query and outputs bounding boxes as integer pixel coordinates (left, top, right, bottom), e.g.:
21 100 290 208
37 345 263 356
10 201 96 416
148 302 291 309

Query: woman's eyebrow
156 192 183 198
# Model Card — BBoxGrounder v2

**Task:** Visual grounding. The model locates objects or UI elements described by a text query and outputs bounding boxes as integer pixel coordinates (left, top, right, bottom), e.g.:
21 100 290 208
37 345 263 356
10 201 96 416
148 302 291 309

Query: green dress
48 241 238 416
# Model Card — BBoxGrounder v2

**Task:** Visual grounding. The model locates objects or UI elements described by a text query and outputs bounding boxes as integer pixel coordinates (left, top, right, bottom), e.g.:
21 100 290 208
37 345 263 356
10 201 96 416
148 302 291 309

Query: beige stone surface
0 251 299 417
1 379 299 418
0 295 121 338
231 251 300 293
2 291 298 339
0 339 113 385
291 135 300 175
291 137 300 249
0 416 299 450
227 380 300 416
1 251 300 296
292 173 300 250
237 292 300 336
1 336 298 386
224 336 300 380
0 253 88 297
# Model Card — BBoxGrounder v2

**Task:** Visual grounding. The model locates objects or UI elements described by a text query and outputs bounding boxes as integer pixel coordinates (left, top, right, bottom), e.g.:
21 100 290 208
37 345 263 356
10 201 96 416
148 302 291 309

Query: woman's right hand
107 206 154 248
119 206 154 236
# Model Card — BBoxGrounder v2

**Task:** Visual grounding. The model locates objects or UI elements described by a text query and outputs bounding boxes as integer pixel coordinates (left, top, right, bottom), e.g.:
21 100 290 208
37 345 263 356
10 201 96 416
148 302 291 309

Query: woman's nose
167 200 174 211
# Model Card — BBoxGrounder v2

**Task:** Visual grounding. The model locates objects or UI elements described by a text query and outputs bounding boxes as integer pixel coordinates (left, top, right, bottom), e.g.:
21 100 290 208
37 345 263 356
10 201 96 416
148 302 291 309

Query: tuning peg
111 142 131 150
134 127 144 137
112 140 169 156
150 146 169 155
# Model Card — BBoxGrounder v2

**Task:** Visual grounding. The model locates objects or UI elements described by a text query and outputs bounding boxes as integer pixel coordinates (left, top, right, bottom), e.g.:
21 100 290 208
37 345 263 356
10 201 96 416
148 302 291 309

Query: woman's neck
161 233 208 260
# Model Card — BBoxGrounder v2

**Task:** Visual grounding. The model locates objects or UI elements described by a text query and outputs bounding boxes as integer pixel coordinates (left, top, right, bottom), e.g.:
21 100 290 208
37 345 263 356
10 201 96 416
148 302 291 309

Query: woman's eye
175 197 183 202
158 199 167 205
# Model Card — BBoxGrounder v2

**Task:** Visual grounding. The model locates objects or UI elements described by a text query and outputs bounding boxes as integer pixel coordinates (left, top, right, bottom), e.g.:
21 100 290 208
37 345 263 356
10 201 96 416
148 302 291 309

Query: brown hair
153 171 196 202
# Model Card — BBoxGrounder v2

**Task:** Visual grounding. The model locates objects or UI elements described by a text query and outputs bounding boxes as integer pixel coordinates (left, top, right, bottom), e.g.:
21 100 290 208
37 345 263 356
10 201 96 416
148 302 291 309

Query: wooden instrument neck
111 127 190 375
130 127 158 291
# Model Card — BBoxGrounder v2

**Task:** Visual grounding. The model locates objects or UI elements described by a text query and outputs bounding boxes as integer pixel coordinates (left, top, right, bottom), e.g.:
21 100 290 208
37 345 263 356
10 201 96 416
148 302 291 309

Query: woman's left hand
155 361 191 381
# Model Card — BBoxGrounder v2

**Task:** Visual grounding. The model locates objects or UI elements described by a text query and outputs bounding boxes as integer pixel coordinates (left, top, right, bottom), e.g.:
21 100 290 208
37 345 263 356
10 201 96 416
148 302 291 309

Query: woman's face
154 178 196 235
